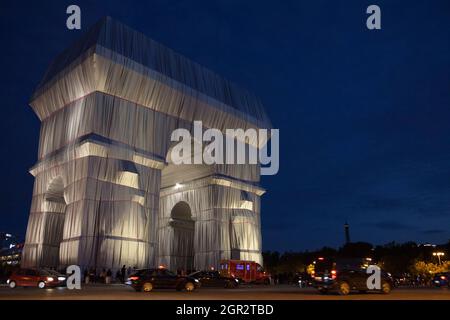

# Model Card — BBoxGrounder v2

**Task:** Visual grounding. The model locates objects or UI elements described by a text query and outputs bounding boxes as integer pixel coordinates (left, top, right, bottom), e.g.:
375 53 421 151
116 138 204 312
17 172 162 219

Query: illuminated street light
432 252 445 264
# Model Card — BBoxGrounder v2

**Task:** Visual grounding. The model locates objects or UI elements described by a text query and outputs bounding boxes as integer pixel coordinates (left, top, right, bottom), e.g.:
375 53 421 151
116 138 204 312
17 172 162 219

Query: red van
219 260 270 284
8 269 66 289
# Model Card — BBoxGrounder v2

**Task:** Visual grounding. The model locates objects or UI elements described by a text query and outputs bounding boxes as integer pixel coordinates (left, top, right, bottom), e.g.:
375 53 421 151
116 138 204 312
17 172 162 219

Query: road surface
0 284 449 300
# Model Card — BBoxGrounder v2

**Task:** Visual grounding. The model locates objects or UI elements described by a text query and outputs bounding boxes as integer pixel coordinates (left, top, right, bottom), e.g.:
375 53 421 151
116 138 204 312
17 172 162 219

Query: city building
0 233 22 266
0 243 23 266
0 232 17 250
22 17 271 273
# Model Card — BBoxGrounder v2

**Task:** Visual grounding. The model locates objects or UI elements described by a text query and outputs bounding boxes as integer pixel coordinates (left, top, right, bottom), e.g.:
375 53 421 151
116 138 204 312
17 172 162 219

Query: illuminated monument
22 17 270 272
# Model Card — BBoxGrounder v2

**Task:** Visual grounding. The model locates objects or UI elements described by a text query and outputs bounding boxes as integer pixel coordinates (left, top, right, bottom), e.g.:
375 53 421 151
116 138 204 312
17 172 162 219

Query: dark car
7 269 67 289
189 270 239 288
432 273 450 287
126 268 200 292
312 258 393 295
45 269 67 286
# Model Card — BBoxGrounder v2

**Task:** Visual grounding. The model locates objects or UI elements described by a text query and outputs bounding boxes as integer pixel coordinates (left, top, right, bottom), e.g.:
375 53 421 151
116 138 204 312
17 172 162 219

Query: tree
262 251 280 273
412 260 450 279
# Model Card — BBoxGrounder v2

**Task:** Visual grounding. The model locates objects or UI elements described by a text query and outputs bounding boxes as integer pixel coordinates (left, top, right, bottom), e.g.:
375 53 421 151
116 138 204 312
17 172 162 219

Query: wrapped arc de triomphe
22 17 271 273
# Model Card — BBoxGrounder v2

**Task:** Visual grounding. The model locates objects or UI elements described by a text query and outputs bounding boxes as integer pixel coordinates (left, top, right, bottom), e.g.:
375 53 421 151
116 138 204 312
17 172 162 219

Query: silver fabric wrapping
22 17 269 273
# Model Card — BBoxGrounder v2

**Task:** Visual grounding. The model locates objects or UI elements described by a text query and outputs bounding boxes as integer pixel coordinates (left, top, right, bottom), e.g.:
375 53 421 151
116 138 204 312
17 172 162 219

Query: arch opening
169 201 194 272
45 176 65 203
42 176 67 268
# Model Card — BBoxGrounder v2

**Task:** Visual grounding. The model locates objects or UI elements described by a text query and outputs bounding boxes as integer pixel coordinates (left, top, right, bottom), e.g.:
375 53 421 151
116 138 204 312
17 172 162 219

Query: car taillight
47 277 54 282
331 270 337 279
129 276 139 281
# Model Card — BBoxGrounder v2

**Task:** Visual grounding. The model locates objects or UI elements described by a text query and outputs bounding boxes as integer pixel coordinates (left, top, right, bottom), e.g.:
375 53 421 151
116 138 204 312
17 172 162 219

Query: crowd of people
83 265 136 284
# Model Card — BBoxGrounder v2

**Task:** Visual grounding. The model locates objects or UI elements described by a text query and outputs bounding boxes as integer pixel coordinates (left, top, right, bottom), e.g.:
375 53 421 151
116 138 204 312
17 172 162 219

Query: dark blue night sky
1 0 449 251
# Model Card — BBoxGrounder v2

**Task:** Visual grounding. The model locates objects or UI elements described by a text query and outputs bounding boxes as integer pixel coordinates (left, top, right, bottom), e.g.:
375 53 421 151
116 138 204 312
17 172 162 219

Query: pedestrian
127 266 132 277
115 269 121 283
106 269 112 284
121 265 126 283
89 267 96 283
100 269 106 283
84 269 90 284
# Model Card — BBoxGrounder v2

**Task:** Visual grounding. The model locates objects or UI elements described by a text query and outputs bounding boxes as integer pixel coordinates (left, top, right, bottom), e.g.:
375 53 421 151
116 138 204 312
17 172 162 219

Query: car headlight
6 279 9 284
47 277 54 282
58 277 66 281
194 279 199 283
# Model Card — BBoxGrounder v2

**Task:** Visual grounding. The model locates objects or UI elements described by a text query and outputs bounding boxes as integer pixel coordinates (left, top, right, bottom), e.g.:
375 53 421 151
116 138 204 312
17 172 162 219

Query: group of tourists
83 265 136 284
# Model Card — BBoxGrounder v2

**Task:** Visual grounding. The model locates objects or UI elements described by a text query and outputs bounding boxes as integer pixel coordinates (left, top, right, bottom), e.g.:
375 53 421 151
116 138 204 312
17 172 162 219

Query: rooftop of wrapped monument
23 16 271 273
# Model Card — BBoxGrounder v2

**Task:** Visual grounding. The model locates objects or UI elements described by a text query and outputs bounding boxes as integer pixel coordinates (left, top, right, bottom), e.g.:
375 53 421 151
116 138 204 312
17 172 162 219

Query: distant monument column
344 221 351 244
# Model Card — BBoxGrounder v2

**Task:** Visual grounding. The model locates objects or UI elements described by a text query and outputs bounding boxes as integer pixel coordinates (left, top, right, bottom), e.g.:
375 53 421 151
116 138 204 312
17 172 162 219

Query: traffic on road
1 257 449 299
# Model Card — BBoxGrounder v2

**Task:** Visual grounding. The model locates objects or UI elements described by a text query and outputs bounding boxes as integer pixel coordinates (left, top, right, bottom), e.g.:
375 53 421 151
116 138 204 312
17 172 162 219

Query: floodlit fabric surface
23 17 268 273
158 180 263 270
33 17 270 129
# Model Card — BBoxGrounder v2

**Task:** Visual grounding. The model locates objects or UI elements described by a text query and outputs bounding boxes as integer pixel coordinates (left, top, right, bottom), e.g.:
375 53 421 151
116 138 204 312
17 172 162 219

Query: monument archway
41 176 67 268
22 17 269 271
169 201 194 272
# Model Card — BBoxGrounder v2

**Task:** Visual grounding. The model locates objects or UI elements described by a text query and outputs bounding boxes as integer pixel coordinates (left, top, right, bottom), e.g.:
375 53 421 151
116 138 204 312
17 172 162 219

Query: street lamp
433 252 445 264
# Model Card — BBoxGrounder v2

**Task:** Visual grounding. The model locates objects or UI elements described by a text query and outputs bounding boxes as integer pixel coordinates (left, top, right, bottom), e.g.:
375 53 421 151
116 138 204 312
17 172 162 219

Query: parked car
126 268 200 292
312 257 393 295
189 270 239 288
7 269 67 289
432 273 450 287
